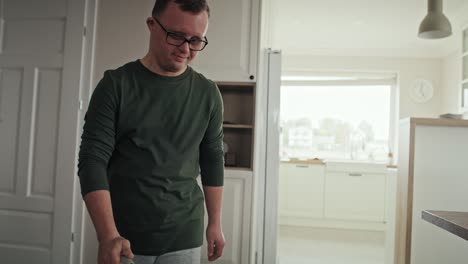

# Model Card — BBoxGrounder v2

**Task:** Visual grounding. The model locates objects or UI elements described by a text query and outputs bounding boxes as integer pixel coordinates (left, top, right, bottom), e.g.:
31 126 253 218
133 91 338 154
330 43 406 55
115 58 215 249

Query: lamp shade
418 0 452 39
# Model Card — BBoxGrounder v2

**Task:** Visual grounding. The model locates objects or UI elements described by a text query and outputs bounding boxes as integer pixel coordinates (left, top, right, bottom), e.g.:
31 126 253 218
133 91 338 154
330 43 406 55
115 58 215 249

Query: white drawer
279 163 325 218
325 161 387 174
324 171 386 221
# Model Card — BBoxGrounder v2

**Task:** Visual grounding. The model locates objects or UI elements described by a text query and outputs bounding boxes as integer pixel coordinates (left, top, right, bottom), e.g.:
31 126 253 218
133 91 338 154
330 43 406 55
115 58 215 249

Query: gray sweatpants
131 247 201 264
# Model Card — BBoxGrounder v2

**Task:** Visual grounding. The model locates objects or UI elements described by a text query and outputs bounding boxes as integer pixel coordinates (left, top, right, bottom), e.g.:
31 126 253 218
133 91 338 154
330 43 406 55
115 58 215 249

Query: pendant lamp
418 0 452 39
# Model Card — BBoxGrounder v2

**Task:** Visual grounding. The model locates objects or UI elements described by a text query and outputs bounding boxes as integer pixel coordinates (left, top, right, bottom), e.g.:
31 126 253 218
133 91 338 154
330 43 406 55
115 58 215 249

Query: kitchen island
396 118 468 264
422 210 468 241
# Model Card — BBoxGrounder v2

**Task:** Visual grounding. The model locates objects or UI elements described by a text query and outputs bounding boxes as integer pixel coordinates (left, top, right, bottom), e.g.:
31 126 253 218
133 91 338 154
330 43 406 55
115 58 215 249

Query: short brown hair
152 0 210 18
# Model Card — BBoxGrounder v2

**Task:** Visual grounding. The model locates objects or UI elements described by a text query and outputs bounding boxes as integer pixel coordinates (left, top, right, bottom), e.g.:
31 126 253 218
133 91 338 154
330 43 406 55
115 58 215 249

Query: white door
0 0 86 263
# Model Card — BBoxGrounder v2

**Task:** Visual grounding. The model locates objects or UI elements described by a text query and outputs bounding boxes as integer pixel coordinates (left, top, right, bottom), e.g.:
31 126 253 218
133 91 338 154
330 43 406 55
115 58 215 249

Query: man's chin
164 63 187 75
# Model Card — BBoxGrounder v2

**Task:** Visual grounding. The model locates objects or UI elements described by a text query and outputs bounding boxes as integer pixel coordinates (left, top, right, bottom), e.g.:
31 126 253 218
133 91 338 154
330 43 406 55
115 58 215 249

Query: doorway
263 71 399 264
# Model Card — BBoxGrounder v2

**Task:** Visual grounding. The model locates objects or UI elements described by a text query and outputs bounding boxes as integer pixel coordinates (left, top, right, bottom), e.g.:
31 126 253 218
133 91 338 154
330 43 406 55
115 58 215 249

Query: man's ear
146 17 154 30
146 17 154 25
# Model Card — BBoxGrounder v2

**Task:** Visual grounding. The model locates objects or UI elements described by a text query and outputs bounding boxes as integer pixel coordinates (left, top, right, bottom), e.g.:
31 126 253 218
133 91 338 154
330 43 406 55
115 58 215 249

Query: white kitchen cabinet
201 169 252 264
190 0 259 82
279 162 325 219
279 161 388 229
324 162 386 222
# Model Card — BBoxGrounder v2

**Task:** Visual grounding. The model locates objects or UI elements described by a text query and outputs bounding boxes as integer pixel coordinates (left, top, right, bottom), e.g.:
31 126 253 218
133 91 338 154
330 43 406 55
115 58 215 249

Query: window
280 73 397 164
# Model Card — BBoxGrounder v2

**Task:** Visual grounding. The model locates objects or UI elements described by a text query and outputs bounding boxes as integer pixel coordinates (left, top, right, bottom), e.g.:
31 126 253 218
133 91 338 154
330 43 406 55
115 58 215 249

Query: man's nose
178 41 190 53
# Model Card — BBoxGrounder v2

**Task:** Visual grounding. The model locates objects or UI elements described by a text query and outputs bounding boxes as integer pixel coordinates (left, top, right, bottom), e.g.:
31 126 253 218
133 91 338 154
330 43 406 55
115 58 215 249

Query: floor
278 226 386 264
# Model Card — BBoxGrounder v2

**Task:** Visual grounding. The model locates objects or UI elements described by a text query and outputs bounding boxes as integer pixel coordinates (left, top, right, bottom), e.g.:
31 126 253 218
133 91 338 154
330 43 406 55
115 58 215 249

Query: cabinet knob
249 75 255 80
295 165 309 168
348 173 362 177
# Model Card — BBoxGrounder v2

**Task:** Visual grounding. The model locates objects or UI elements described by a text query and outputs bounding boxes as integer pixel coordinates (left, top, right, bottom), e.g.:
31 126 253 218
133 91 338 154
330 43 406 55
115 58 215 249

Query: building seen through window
280 76 396 164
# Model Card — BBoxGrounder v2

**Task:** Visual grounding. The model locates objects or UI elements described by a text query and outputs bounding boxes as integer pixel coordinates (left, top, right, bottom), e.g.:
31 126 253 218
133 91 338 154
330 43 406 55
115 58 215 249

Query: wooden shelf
224 166 252 171
223 124 253 129
218 82 255 169
217 81 256 87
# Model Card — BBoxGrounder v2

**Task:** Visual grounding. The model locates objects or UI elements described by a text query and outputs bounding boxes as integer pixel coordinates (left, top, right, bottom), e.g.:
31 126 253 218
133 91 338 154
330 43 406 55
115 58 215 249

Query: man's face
147 2 209 75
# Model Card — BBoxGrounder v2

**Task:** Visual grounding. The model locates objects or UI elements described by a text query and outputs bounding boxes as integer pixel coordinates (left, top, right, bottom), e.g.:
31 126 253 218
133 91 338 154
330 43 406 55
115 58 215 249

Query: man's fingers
121 239 134 259
104 242 119 264
109 252 121 264
122 247 134 259
207 240 215 257
208 241 214 256
216 239 225 257
208 239 225 261
213 242 223 260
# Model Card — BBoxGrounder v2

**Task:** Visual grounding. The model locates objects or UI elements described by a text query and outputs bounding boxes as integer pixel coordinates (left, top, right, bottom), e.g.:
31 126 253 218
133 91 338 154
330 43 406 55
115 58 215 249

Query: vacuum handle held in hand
120 256 135 264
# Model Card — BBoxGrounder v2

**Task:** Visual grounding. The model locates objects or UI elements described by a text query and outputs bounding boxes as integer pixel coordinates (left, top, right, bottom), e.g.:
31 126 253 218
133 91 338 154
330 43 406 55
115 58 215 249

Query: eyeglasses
153 17 208 51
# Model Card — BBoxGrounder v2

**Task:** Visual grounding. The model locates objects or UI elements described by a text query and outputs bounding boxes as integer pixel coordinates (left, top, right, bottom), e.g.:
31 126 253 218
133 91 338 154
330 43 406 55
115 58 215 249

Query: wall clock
410 78 433 103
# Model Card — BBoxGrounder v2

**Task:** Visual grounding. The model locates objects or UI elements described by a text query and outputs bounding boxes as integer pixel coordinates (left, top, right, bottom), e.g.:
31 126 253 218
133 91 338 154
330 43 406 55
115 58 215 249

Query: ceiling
271 0 468 58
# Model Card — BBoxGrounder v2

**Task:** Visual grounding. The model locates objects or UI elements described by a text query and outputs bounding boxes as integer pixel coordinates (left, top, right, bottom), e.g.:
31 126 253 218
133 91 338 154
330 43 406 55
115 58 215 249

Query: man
77 0 225 263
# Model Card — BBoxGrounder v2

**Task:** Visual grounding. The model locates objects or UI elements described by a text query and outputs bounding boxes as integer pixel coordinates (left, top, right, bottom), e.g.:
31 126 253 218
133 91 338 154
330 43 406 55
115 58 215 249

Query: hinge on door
79 100 83 110
71 232 75 242
83 27 87 36
255 251 258 264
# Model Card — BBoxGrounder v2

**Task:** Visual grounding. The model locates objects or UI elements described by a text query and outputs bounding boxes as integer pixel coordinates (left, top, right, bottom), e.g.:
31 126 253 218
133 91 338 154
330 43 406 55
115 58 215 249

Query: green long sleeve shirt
77 60 224 255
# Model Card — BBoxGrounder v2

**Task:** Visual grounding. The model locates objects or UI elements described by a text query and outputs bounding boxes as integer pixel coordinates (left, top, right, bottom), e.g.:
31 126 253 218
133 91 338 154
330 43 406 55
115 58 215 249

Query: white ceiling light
418 0 452 39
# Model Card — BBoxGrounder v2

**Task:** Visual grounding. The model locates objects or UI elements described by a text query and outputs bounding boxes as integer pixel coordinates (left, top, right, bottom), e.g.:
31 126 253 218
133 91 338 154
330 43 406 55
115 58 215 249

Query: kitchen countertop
401 117 468 127
280 159 397 169
281 158 325 165
422 210 468 241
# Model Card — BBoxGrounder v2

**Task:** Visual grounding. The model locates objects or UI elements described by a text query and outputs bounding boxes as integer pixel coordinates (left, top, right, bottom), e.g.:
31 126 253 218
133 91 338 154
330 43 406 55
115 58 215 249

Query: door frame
254 49 281 264
70 0 98 263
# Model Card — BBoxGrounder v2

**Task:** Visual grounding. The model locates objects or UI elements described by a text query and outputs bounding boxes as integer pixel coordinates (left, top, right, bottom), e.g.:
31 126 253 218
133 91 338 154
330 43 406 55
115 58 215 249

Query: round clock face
410 79 433 103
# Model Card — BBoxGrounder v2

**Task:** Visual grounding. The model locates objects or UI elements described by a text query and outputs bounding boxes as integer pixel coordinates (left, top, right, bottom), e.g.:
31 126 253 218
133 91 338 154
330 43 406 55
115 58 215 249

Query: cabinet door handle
348 173 362 177
295 165 309 168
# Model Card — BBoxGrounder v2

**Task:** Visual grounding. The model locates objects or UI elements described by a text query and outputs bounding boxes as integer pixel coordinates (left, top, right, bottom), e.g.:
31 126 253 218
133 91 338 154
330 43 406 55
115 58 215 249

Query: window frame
280 71 399 165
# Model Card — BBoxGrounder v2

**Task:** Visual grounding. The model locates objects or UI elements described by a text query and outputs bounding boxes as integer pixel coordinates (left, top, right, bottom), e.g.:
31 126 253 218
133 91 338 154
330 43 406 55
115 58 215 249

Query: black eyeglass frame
153 17 208 51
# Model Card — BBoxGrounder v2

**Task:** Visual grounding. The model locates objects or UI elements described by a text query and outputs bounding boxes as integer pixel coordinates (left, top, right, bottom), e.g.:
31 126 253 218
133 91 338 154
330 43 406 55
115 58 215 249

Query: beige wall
91 0 154 88
82 0 154 263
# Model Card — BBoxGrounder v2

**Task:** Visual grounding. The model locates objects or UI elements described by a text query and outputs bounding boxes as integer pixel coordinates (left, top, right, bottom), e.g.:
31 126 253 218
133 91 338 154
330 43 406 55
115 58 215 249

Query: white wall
440 19 466 115
439 7 466 115
282 54 443 119
441 50 462 114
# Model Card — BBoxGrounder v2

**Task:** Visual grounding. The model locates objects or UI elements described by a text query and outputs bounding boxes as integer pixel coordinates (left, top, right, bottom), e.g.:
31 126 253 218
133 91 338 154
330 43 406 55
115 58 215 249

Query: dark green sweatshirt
77 60 224 255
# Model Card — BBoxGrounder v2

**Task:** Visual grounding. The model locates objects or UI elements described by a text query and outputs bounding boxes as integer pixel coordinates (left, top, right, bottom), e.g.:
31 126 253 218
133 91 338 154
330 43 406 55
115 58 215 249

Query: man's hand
98 236 134 264
206 222 225 261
